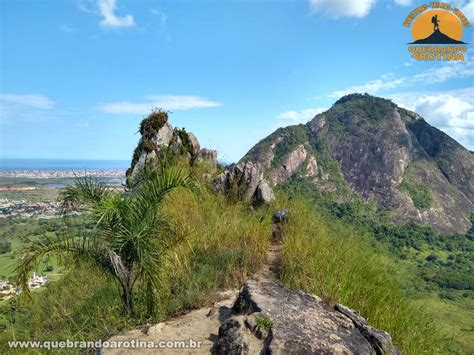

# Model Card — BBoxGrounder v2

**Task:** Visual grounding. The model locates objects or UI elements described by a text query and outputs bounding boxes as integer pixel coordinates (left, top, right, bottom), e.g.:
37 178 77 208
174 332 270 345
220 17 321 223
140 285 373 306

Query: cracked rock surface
215 279 399 355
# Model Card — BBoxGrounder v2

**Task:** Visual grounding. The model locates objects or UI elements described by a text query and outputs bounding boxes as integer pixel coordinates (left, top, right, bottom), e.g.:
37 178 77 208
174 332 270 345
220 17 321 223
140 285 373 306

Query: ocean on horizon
0 159 130 171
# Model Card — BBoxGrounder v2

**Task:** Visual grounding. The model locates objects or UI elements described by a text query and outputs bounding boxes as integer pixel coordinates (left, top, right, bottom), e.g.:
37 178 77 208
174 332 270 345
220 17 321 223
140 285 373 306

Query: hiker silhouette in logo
432 14 440 31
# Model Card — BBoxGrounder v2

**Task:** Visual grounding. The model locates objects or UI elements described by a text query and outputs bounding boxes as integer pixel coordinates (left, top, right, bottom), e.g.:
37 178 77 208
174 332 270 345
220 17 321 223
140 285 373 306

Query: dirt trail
104 228 282 354
104 290 235 354
257 243 281 280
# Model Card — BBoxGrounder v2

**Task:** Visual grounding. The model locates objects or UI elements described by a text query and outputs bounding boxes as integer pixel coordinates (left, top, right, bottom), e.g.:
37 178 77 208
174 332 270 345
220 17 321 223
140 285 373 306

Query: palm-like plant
16 164 198 317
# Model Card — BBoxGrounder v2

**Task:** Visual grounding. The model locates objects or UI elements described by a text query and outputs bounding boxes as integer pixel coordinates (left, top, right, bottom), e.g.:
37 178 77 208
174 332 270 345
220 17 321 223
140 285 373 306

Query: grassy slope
274 197 459 354
414 294 474 351
0 186 271 353
0 171 469 354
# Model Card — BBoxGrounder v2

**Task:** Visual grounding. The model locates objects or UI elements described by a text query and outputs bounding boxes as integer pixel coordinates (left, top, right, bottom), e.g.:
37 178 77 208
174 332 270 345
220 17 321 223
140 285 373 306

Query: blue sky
1 0 473 163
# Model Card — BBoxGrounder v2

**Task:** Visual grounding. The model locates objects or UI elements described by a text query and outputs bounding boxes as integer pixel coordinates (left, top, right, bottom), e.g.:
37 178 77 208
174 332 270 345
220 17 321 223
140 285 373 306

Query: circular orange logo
411 10 463 41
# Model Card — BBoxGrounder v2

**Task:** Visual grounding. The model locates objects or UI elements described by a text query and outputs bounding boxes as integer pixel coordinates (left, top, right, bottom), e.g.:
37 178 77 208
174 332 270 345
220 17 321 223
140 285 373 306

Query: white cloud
0 94 55 109
151 9 168 26
0 94 56 124
393 0 413 6
331 73 405 97
309 0 376 18
330 59 474 97
98 0 134 28
277 107 327 124
413 60 474 83
388 88 474 149
78 0 134 28
98 95 223 114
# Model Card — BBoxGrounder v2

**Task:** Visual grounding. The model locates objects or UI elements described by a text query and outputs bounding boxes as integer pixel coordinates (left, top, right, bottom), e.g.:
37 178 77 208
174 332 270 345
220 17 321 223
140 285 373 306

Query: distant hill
241 93 473 233
410 29 467 44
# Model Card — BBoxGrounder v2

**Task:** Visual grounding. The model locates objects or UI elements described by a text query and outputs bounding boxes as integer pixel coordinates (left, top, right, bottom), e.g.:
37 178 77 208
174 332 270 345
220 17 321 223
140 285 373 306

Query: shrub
176 128 192 155
0 241 11 254
255 313 273 331
142 139 156 153
139 108 169 139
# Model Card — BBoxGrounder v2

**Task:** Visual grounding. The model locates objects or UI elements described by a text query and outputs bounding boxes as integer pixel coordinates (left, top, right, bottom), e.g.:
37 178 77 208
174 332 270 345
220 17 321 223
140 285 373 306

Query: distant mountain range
241 94 473 233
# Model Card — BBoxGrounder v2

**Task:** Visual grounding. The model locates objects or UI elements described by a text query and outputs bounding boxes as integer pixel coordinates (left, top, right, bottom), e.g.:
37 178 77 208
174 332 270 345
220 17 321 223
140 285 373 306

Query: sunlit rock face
241 93 473 233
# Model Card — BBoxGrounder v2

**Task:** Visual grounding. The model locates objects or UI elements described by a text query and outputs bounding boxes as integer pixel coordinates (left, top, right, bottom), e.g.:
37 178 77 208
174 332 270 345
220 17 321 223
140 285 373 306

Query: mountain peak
241 94 474 233
333 93 393 107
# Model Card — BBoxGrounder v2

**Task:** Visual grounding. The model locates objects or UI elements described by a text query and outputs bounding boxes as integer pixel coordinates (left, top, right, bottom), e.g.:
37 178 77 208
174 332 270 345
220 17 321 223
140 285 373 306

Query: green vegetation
283 177 473 351
2 168 471 353
0 177 122 190
270 125 310 168
248 122 351 198
275 197 458 354
1 269 128 347
139 108 169 139
142 139 156 153
255 313 273 331
0 216 91 279
126 110 198 186
1 116 471 353
175 127 192 155
0 163 271 352
0 187 60 201
0 241 11 255
17 164 198 317
331 93 396 124
400 161 434 210
127 109 170 182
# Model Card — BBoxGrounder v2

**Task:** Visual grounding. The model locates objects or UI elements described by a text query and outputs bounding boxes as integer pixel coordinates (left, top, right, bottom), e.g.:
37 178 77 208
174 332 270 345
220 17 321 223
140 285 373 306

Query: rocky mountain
241 93 473 233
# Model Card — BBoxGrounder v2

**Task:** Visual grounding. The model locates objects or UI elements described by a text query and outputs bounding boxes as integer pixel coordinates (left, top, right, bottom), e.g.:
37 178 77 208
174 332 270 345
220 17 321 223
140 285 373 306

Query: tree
16 164 198 317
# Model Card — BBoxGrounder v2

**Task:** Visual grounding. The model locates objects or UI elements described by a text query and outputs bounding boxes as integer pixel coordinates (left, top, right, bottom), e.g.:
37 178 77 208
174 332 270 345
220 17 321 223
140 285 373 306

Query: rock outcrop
213 162 275 204
126 110 218 187
241 93 474 233
126 110 276 204
215 279 399 354
104 280 398 355
270 144 307 185
197 148 218 171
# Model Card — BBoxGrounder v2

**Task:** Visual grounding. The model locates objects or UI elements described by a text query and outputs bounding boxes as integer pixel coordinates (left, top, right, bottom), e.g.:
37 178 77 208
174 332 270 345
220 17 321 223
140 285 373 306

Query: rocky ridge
105 213 398 354
126 110 274 204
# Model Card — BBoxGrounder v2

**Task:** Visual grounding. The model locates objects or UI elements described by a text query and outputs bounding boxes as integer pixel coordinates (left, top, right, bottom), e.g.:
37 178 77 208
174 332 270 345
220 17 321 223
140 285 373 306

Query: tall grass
2 162 456 354
276 197 458 354
152 187 271 317
0 178 271 352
